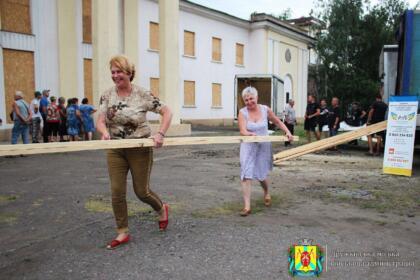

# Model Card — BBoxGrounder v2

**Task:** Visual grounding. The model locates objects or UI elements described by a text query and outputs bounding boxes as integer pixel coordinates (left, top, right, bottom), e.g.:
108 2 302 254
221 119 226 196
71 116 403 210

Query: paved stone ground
0 137 419 279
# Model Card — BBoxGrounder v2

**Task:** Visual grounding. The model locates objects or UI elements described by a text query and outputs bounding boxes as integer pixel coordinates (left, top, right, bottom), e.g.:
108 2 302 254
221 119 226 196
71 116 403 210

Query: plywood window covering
150 78 160 97
183 30 195 56
149 22 159 50
3 49 35 124
82 0 92 43
212 83 222 107
184 81 195 106
236 43 244 65
212 37 222 62
84 59 93 103
0 0 31 34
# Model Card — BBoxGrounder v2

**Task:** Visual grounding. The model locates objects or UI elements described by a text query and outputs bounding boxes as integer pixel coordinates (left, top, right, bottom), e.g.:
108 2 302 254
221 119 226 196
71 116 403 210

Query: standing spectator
66 98 81 141
11 91 32 144
327 97 341 150
79 97 97 140
283 99 296 146
30 91 42 143
39 89 50 143
46 96 60 142
346 101 367 145
318 99 329 139
346 101 367 127
328 97 341 137
304 95 320 143
366 94 388 156
58 97 68 142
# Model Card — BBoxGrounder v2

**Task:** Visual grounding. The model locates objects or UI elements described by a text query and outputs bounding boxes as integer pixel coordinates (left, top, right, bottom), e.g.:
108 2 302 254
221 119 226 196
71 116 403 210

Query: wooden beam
0 135 299 157
273 121 387 164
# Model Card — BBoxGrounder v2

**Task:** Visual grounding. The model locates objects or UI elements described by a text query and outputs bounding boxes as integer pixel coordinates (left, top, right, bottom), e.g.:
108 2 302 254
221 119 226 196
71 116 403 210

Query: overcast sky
188 0 419 20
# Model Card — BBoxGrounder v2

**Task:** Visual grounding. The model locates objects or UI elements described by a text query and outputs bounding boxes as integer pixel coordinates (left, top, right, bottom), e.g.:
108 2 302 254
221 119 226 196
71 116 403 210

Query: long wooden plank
273 121 387 164
0 135 299 157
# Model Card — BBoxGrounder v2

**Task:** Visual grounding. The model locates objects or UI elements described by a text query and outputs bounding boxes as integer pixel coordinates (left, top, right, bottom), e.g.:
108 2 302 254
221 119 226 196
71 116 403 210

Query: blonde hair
241 86 258 99
109 55 136 82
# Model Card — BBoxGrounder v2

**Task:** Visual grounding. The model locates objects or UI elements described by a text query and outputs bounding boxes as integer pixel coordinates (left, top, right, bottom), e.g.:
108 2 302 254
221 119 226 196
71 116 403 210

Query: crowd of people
10 89 97 144
302 95 341 147
282 92 388 154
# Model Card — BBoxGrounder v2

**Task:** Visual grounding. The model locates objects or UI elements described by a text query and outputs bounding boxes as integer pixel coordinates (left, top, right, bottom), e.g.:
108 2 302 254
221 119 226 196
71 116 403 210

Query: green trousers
106 147 163 233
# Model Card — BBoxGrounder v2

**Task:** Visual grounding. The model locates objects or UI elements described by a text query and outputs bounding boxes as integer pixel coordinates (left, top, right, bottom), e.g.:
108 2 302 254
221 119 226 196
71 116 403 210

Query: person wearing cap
40 89 50 143
30 91 43 143
11 91 32 144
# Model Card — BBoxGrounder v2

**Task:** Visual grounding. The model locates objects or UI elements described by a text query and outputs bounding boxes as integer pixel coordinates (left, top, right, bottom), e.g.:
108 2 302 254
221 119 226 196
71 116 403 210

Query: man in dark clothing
328 97 341 137
327 97 341 151
346 102 366 127
318 99 329 139
366 94 388 156
304 95 320 143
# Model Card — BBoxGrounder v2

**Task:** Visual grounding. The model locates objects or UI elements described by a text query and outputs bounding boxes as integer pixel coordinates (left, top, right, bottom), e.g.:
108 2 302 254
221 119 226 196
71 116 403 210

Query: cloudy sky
189 0 419 20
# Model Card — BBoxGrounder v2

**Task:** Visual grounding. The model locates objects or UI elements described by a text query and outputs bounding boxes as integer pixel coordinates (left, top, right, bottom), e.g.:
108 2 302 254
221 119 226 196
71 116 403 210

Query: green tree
313 0 407 110
276 8 292 20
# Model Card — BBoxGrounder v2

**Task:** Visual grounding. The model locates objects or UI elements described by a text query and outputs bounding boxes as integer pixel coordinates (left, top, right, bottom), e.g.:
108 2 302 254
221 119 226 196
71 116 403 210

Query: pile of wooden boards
273 120 387 164
0 135 299 157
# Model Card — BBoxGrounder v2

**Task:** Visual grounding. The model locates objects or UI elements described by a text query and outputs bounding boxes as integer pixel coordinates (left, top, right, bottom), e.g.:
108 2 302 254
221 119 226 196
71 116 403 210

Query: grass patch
32 199 43 207
85 196 150 217
0 195 18 204
0 212 18 224
374 220 387 226
191 194 291 219
85 195 183 218
312 186 419 215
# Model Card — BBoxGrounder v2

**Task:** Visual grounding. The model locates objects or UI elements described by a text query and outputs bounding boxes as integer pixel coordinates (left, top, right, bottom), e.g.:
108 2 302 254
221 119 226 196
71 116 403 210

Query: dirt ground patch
0 136 419 279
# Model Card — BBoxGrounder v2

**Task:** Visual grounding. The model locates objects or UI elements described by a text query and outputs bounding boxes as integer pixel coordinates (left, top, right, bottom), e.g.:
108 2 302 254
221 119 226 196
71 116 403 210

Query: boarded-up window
212 83 222 107
82 0 92 43
236 43 244 65
149 22 159 50
184 30 195 56
3 49 35 123
184 80 195 106
84 59 93 103
212 37 221 61
0 0 31 34
150 77 159 97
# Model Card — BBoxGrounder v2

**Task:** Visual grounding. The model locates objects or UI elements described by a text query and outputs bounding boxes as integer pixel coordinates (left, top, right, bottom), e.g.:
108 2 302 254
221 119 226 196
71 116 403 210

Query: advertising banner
383 96 418 176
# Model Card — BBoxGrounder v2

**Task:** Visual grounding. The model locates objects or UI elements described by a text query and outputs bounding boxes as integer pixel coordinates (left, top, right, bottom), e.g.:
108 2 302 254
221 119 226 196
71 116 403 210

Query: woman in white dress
238 86 293 216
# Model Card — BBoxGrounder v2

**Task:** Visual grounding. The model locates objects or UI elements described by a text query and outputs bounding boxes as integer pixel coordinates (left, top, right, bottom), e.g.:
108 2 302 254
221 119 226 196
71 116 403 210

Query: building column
159 0 180 124
123 0 139 84
92 0 123 106
57 0 79 100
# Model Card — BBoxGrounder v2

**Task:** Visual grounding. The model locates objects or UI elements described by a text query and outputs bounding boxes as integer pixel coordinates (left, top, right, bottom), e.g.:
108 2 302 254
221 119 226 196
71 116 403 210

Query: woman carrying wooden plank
238 86 293 216
96 55 172 249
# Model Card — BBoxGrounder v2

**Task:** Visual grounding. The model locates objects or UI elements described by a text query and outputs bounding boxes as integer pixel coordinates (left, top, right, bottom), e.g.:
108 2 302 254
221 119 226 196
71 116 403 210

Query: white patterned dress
240 105 273 181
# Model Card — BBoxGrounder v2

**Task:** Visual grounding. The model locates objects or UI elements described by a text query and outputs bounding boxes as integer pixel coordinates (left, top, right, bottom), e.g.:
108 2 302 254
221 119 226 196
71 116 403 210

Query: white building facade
0 0 314 136
137 0 314 124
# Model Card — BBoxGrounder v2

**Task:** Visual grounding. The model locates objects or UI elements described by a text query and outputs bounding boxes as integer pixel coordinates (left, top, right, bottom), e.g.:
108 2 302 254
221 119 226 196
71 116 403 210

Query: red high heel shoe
159 204 169 231
106 234 130 250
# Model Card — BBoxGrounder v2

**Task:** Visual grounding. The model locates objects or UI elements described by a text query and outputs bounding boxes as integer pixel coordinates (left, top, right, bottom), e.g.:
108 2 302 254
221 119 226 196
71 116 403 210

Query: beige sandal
240 208 251 216
264 195 272 207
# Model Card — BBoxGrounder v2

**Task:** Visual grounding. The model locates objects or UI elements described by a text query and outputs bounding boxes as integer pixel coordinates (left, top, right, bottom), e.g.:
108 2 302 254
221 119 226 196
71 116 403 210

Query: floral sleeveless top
99 84 164 139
